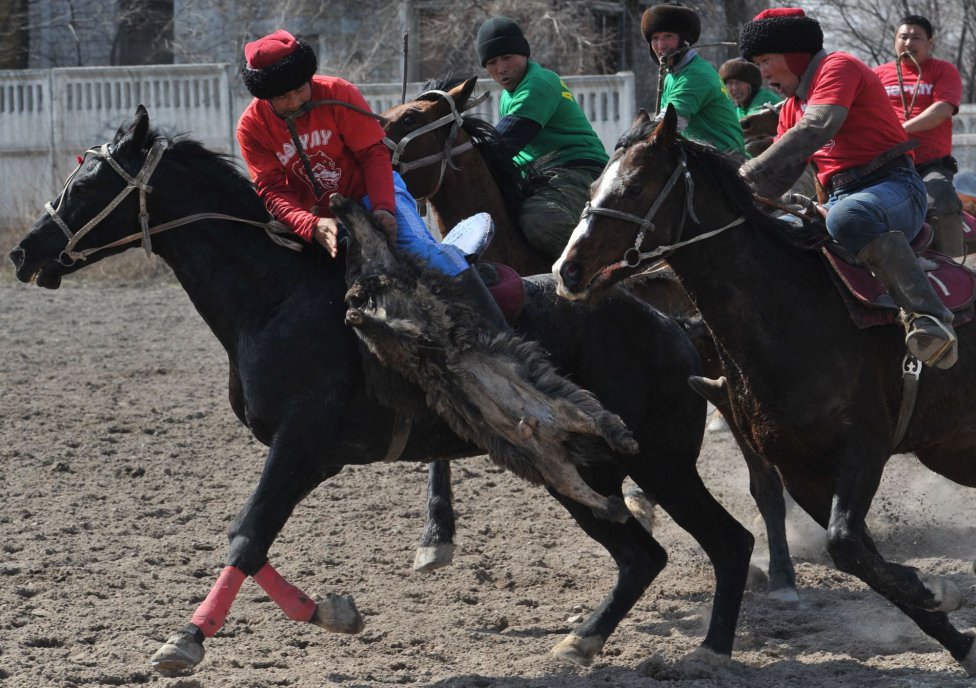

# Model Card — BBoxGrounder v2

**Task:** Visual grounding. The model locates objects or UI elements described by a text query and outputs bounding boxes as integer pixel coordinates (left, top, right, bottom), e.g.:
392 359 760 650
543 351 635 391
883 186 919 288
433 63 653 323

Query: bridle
579 146 745 270
381 89 487 199
45 139 299 267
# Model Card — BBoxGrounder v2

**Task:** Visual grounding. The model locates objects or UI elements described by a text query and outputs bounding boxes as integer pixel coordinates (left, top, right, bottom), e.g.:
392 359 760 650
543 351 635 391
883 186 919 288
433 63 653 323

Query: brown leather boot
687 375 728 407
857 231 958 368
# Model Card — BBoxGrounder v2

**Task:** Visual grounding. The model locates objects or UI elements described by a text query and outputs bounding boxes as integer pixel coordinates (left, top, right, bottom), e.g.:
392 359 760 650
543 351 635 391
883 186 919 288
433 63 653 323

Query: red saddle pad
823 248 976 329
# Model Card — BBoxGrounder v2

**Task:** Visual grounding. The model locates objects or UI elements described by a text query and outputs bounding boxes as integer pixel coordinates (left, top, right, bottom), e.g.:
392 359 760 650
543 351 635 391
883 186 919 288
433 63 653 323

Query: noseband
579 146 745 269
45 139 299 267
382 89 486 199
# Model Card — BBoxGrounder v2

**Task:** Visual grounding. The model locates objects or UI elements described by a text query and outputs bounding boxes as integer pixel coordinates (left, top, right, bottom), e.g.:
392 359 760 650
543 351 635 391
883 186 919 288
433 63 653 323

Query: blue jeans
825 165 927 255
363 172 468 276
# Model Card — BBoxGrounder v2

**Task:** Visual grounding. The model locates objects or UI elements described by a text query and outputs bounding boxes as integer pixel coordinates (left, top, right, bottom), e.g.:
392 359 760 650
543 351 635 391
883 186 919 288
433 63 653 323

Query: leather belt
826 140 918 194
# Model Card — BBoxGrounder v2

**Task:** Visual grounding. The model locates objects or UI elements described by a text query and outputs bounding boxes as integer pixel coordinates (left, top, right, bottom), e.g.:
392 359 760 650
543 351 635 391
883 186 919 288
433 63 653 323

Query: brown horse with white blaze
555 106 976 676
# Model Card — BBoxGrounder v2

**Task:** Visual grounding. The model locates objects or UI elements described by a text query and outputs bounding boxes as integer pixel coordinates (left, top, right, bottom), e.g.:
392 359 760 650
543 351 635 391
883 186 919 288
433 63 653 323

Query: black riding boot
930 212 965 258
857 231 958 369
455 265 511 332
687 375 728 407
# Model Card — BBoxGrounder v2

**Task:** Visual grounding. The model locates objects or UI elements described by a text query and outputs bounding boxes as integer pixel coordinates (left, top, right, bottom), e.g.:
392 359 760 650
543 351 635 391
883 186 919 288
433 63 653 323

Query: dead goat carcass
333 193 636 522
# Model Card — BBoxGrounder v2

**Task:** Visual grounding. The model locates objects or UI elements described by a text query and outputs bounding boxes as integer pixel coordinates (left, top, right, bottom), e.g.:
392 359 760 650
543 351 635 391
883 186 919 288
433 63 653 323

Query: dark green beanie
476 16 530 67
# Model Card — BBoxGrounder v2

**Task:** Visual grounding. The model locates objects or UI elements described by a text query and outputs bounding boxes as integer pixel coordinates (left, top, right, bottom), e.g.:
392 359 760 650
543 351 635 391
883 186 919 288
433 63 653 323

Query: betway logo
885 83 934 96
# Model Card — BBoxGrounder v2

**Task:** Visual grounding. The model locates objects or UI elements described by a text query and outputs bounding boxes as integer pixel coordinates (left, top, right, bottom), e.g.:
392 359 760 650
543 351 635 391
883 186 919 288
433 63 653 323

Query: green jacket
735 87 783 119
661 53 746 155
500 61 609 170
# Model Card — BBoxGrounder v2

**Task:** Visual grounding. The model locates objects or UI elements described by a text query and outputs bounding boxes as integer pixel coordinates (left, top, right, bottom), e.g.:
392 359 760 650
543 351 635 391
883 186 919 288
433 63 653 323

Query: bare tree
0 0 30 69
814 0 976 99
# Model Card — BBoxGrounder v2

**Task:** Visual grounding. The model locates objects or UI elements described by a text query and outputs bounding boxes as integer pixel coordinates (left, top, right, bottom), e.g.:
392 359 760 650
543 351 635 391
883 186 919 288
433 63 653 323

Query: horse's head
740 101 782 158
380 77 479 199
10 105 163 288
555 106 691 300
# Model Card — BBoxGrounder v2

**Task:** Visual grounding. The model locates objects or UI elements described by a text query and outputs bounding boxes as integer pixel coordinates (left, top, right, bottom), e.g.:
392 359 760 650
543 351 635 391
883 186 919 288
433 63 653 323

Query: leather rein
46 140 300 267
579 146 745 270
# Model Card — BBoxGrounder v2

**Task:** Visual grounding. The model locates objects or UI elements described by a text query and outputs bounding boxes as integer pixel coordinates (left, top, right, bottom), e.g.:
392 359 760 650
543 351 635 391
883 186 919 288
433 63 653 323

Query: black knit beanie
241 30 318 100
738 8 824 62
476 17 531 67
719 59 762 92
641 3 701 49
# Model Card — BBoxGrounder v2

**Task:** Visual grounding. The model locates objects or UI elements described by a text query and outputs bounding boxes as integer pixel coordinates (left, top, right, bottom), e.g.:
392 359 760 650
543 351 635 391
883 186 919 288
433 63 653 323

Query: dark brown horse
381 77 800 599
555 106 976 675
9 106 754 674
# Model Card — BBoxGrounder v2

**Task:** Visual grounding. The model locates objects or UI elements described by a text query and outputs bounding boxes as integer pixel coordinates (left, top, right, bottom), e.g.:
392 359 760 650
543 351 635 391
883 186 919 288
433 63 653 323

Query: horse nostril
9 247 25 272
561 261 582 290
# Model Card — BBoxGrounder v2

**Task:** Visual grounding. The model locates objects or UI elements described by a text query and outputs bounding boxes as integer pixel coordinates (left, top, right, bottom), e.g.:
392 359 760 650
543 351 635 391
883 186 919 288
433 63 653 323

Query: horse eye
626 184 643 199
402 114 415 127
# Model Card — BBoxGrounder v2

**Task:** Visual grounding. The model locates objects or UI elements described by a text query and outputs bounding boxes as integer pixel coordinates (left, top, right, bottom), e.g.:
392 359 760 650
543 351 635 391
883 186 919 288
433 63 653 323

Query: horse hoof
605 495 631 523
150 632 204 676
960 628 976 677
767 586 800 604
623 487 656 534
684 645 731 668
550 633 605 666
413 544 455 573
311 592 365 634
920 573 963 612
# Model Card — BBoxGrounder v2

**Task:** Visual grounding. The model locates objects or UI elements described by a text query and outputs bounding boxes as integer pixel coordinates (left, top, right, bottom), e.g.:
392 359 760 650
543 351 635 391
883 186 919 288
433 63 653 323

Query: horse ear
632 109 652 128
450 76 479 111
652 104 679 147
114 105 151 148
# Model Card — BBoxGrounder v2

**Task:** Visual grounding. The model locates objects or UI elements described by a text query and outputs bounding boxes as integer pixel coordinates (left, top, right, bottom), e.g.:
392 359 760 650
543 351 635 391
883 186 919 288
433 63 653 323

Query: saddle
819 221 976 329
442 213 526 324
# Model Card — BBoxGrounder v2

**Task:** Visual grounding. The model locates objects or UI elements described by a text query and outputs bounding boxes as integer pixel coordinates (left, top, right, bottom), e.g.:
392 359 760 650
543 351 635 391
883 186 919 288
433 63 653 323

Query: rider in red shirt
874 15 964 256
738 8 956 369
237 30 506 328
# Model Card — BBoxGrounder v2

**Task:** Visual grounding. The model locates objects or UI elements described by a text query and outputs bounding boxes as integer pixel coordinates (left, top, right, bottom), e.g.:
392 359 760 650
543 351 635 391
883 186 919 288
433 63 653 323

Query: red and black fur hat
241 30 318 100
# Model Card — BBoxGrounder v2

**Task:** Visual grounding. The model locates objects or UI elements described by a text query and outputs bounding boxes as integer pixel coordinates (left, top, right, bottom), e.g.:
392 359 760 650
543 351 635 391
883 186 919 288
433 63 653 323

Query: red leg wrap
252 562 317 622
190 566 247 638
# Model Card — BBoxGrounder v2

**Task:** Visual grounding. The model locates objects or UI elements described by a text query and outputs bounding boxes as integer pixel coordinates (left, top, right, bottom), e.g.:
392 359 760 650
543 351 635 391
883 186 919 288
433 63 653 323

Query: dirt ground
1 277 975 688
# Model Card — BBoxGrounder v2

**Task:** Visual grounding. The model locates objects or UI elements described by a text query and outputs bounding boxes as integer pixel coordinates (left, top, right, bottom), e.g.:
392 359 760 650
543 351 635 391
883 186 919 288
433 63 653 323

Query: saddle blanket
823 247 976 329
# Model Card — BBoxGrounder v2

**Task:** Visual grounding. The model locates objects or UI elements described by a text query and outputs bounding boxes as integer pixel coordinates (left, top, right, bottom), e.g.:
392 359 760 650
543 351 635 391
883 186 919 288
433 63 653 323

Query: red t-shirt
873 57 961 165
237 75 395 241
778 52 911 189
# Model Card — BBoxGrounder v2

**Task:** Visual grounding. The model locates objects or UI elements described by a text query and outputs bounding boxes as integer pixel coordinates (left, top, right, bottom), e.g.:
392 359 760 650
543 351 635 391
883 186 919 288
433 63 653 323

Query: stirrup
905 313 957 369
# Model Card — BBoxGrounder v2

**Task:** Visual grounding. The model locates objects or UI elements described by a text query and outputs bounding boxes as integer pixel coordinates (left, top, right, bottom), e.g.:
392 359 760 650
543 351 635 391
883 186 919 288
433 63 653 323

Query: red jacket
237 75 395 241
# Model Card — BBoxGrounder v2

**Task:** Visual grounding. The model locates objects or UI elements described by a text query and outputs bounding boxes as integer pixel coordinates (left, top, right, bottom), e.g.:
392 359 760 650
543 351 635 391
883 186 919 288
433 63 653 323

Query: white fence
7 63 976 229
0 65 636 227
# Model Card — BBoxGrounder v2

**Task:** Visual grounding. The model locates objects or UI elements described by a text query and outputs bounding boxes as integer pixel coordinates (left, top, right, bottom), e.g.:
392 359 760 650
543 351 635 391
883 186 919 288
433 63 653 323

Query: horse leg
736 432 797 602
647 462 754 659
545 482 668 666
825 450 974 669
150 437 359 676
413 460 456 572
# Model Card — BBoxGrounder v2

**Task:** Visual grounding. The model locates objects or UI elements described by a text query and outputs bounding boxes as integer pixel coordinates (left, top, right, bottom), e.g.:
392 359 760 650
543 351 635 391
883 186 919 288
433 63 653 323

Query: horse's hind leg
414 460 456 572
644 461 754 659
825 447 974 670
545 484 668 666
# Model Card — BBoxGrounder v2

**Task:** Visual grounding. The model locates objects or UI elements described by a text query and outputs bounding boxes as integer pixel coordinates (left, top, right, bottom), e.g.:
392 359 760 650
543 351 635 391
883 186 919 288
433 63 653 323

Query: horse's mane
418 77 533 221
146 129 268 219
618 119 827 253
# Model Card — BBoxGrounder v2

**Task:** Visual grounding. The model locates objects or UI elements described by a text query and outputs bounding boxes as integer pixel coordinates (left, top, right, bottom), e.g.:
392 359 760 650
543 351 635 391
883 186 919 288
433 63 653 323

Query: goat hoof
311 592 364 633
413 544 454 572
550 633 605 666
150 632 204 676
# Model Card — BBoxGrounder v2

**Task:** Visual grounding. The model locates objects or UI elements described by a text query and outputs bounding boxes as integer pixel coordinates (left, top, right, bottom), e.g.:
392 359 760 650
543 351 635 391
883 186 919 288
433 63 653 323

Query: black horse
9 106 753 675
556 106 976 675
383 76 799 598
